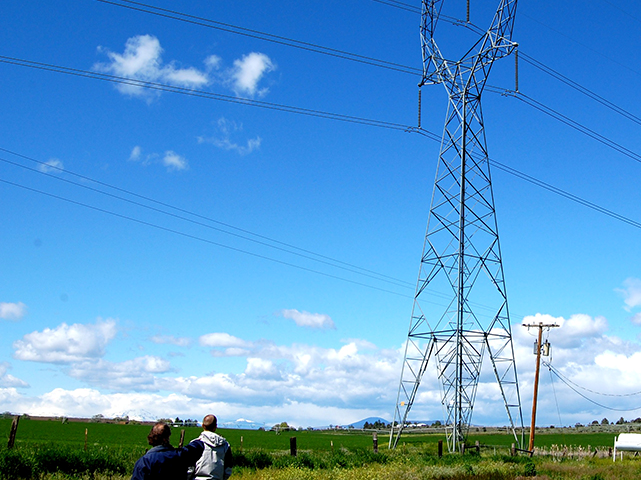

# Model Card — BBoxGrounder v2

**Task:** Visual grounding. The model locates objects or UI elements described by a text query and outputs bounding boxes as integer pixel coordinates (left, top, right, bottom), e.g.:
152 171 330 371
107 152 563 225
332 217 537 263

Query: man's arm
224 444 233 479
180 439 205 465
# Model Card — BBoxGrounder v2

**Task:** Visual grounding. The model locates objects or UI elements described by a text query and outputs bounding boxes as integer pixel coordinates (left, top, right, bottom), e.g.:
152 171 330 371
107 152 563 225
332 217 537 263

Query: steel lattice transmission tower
390 0 524 452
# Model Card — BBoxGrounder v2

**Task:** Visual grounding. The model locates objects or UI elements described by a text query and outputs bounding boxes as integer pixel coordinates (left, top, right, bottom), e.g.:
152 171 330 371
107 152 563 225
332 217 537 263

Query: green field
0 417 622 452
2 418 638 479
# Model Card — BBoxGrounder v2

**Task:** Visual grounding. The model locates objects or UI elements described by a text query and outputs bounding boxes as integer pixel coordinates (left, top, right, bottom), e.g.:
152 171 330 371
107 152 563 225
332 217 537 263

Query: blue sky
1 0 641 429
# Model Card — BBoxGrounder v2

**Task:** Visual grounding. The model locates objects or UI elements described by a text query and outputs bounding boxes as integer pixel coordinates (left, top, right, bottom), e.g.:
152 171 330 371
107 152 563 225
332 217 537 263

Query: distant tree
601 418 609 425
91 414 105 423
616 417 626 425
363 422 372 429
632 418 641 424
575 423 583 428
432 420 442 427
590 420 599 426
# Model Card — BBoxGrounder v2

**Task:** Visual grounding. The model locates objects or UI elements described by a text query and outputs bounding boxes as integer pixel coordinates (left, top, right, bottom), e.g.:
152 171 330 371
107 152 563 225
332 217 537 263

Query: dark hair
147 423 171 446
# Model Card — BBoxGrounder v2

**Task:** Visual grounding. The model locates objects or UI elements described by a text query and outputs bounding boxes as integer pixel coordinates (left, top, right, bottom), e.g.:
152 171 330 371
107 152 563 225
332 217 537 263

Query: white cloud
162 151 188 171
94 35 209 99
632 313 641 326
199 333 250 348
0 302 27 321
279 309 336 330
13 318 117 363
618 278 641 311
0 363 28 388
151 335 191 347
128 146 188 171
68 356 172 391
129 145 142 161
230 52 275 96
9 308 641 428
38 158 64 173
198 118 261 156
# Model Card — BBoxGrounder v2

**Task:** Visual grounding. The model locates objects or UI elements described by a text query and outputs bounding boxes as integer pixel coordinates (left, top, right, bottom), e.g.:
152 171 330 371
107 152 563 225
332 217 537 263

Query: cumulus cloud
94 35 209 99
9 307 641 428
38 158 64 173
151 335 191 347
230 52 275 96
94 35 275 101
0 302 27 321
129 145 142 161
198 118 261 156
162 151 188 171
618 277 641 311
127 146 187 172
68 356 173 391
0 363 28 388
279 309 336 330
13 318 117 363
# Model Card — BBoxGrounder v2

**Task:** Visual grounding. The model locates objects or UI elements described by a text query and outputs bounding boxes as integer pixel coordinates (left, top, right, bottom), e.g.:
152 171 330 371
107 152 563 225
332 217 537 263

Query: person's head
202 414 217 432
147 422 171 446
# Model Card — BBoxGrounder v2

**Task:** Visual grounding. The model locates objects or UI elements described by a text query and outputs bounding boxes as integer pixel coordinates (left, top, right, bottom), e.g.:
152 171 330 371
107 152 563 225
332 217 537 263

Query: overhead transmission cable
1 147 522 318
96 0 422 76
0 56 412 132
96 0 641 162
544 362 641 397
1 55 641 235
0 175 415 299
0 153 415 290
369 0 641 133
544 361 641 412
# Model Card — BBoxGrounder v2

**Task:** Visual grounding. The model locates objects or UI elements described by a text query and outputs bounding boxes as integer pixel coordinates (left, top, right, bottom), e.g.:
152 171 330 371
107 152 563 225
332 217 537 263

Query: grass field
2 418 639 479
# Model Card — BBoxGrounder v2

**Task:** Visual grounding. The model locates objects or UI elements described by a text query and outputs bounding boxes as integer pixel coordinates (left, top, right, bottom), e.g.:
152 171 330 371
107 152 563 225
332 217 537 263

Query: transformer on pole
390 0 523 452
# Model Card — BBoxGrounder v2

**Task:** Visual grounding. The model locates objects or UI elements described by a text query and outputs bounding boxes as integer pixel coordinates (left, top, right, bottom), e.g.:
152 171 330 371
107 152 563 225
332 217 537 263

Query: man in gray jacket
192 414 233 480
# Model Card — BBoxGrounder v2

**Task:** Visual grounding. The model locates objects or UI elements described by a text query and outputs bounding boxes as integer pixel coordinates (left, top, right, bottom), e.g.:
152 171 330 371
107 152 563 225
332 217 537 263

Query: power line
2 55 640 234
0 154 416 290
2 147 528 319
369 0 641 145
97 0 641 164
0 175 415 299
96 0 422 76
545 362 641 398
544 362 641 412
0 55 413 131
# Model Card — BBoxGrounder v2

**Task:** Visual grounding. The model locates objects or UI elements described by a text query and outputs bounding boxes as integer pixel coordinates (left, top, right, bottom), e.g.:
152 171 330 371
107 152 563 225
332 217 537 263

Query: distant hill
344 417 390 429
344 417 442 429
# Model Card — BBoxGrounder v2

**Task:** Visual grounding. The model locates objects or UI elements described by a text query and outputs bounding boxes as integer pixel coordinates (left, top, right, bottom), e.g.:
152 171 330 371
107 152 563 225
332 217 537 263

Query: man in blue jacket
131 422 204 480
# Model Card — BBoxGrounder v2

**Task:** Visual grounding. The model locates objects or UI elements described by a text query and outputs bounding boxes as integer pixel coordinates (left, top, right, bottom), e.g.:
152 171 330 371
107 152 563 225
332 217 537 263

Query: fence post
438 440 443 458
240 436 244 454
331 440 334 453
373 432 378 453
85 428 88 451
179 429 185 448
8 416 20 449
290 436 297 456
511 443 516 456
475 440 480 454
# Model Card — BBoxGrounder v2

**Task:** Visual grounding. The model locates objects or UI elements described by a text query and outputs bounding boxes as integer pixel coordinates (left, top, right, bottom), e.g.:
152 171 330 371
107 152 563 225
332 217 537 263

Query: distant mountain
219 418 266 430
344 417 442 429
344 417 390 429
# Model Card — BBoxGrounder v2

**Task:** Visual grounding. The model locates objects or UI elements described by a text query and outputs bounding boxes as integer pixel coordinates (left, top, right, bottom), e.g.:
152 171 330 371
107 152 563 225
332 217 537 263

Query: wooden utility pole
523 322 558 452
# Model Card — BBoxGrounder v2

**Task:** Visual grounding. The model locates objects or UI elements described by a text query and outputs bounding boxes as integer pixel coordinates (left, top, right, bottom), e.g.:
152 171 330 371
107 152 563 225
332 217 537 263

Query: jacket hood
198 430 227 448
